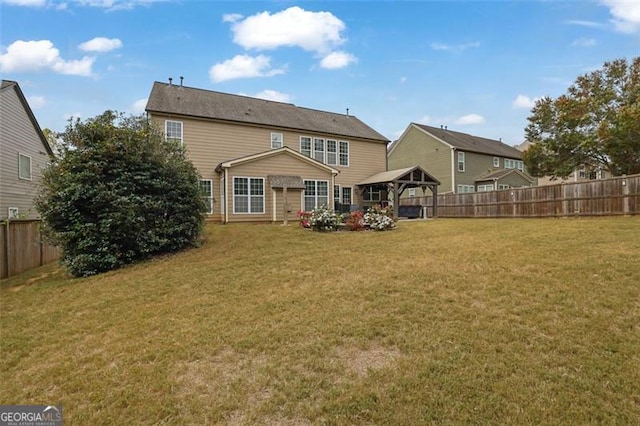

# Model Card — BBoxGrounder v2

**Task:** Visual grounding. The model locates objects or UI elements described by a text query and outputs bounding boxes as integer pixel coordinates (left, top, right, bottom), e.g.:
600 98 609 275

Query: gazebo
357 166 440 218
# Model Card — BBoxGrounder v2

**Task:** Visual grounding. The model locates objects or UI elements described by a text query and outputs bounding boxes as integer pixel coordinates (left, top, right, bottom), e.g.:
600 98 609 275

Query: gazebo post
393 181 400 218
432 184 438 218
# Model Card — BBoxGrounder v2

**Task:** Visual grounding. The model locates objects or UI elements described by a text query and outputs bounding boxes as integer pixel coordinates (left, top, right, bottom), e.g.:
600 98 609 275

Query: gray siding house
0 80 54 220
388 123 534 194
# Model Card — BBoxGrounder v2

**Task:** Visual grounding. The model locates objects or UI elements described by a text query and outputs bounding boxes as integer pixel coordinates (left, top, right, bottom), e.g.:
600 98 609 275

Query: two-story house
0 80 54 220
145 81 391 223
388 123 534 195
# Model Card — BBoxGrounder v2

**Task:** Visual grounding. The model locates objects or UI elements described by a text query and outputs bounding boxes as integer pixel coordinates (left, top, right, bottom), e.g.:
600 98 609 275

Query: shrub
364 205 396 231
297 210 311 228
344 210 365 231
309 205 341 231
36 111 207 277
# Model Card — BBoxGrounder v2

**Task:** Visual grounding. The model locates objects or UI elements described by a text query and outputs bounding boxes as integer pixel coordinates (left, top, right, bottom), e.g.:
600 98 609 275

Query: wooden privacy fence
0 220 59 280
401 174 640 218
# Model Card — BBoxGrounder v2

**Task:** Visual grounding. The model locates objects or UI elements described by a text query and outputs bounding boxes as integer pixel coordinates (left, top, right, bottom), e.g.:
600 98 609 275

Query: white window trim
233 176 265 214
313 138 325 163
200 179 213 214
8 207 19 219
300 136 312 158
303 180 330 211
165 120 183 144
339 141 350 167
18 153 32 180
271 132 283 149
493 157 500 168
458 151 465 172
457 184 475 193
408 188 417 197
327 139 338 166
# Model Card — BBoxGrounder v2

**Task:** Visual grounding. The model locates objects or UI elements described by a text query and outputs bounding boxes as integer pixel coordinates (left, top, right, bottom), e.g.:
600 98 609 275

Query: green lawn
1 218 639 424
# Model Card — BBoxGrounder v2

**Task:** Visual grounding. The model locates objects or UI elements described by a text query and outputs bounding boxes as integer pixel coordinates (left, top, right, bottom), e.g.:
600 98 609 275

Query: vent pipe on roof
180 76 184 87
168 77 173 86
346 108 349 116
444 125 448 130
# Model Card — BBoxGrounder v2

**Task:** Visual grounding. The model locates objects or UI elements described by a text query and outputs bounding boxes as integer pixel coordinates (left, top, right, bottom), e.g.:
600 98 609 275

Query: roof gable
216 146 339 174
1 80 54 158
412 123 522 159
357 165 440 186
475 168 535 183
146 81 389 143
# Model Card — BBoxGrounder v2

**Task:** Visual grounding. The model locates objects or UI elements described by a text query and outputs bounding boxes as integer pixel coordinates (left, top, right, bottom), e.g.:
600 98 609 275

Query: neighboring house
388 123 535 194
145 81 390 223
0 80 54 220
515 141 609 186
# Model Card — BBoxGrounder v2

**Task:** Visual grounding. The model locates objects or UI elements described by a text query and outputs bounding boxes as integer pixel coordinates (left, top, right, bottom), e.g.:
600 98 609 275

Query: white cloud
0 40 94 76
455 114 485 125
79 37 122 52
239 90 292 103
431 41 481 52
600 0 640 33
571 37 596 47
1 0 46 6
565 19 605 29
209 54 285 82
319 51 357 69
27 95 46 109
512 94 540 109
228 6 346 54
223 13 242 23
130 98 147 114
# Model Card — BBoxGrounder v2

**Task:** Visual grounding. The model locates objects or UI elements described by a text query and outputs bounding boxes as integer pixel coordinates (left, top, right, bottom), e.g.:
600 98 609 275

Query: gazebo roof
357 165 440 186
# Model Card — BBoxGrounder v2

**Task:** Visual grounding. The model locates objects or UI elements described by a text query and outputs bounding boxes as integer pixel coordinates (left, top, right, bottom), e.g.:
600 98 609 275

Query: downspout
224 168 229 224
451 148 456 193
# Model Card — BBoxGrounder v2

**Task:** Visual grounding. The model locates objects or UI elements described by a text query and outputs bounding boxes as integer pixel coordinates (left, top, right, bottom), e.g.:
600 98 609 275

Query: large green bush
36 111 207 277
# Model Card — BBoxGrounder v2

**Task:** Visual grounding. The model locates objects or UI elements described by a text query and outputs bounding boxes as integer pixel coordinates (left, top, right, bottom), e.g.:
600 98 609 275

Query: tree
523 57 640 179
36 111 207 277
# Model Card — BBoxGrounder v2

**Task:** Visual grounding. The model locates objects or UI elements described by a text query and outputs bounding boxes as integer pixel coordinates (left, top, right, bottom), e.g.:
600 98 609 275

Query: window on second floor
327 140 337 165
457 151 465 172
271 132 283 149
165 120 183 144
299 136 349 166
493 157 500 167
18 153 32 180
408 188 416 197
339 141 349 166
505 159 524 171
313 138 325 162
300 136 312 157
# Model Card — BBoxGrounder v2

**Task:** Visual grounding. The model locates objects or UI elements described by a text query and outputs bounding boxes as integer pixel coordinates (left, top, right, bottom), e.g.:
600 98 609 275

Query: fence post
622 175 629 215
3 220 10 279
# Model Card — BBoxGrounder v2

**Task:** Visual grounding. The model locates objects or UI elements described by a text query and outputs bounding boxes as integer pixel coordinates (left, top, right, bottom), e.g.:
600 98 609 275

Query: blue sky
1 0 638 145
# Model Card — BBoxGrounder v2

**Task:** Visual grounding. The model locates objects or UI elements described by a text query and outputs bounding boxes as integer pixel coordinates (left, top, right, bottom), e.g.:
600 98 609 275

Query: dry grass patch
1 218 639 424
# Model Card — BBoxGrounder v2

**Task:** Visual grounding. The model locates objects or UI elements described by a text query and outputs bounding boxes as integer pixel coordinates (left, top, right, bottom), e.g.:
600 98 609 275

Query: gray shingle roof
146 82 389 143
413 123 523 159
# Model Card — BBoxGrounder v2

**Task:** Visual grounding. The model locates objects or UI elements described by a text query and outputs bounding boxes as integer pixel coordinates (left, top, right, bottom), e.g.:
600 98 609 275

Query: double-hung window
300 137 312 158
313 138 325 162
271 132 283 149
457 151 465 172
18 153 32 180
334 185 340 203
326 140 337 165
363 187 381 202
199 180 213 214
339 141 349 166
233 177 264 214
342 187 352 205
457 184 475 193
165 120 183 144
493 157 500 168
304 180 329 211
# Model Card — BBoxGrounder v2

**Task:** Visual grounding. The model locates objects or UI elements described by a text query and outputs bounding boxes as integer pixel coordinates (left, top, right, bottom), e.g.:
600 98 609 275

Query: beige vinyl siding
388 125 452 194
151 113 387 214
0 86 49 220
224 152 333 223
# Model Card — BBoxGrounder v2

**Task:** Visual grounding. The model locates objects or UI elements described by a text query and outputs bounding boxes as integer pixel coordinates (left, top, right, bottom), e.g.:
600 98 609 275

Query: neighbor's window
498 184 510 190
339 141 349 166
313 138 325 162
18 153 32 180
300 136 312 158
457 151 465 172
327 140 337 165
233 177 264 214
8 207 19 219
271 132 283 149
493 157 500 168
199 180 213 214
408 188 416 197
477 184 494 192
304 180 329 211
457 184 475 193
165 120 183 144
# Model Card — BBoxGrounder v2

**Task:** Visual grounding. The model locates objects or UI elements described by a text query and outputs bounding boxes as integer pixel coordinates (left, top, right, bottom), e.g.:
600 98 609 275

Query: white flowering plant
364 205 396 231
309 205 342 231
